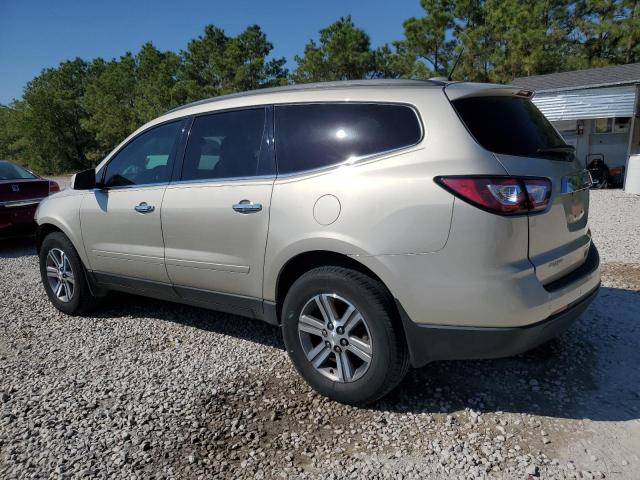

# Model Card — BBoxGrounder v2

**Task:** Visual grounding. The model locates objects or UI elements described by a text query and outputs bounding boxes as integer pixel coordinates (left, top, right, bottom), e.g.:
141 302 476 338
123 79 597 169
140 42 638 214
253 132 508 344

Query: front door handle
232 200 262 214
134 202 155 214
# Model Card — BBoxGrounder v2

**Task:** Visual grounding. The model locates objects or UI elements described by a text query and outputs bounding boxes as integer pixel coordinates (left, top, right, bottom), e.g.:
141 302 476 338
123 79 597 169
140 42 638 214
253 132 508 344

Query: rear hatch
446 85 592 285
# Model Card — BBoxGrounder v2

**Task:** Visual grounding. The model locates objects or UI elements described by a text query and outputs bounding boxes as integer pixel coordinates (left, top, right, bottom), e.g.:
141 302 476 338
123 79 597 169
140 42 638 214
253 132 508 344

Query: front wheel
39 232 96 315
281 267 409 405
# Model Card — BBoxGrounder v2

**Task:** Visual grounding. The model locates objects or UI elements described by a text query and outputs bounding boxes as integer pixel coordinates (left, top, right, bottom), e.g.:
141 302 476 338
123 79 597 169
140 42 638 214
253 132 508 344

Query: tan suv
36 80 600 405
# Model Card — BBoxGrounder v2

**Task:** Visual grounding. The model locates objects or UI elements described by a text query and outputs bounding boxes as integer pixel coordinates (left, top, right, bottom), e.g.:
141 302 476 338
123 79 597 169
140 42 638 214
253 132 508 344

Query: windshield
0 161 37 180
452 96 573 161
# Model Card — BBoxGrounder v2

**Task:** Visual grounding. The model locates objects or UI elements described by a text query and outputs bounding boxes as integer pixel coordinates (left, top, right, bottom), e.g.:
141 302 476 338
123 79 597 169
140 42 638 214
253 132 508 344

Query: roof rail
166 78 447 114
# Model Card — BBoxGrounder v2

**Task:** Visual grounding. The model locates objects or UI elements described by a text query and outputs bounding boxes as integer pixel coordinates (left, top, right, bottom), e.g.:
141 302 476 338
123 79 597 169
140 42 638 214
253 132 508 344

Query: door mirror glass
72 169 96 190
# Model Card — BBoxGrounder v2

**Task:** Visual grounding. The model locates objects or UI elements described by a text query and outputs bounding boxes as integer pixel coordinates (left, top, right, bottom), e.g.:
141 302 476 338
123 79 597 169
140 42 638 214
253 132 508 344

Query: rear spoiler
444 83 535 101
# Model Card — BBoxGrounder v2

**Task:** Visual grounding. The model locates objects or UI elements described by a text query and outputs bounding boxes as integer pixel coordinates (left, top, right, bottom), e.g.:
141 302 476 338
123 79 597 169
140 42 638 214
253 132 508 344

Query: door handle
232 200 262 214
134 202 155 214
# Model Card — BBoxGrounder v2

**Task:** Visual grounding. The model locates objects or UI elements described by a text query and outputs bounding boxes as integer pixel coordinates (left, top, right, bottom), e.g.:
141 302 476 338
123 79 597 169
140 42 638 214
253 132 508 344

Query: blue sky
0 0 424 104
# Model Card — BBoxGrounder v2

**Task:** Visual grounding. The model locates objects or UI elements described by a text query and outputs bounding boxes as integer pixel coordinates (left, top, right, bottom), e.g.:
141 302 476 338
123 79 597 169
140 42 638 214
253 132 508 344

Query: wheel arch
275 250 392 319
35 219 89 269
35 223 64 254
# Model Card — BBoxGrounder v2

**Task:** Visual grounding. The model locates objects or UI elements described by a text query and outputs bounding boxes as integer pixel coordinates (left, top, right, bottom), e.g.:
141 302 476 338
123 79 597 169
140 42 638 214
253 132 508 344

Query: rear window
0 162 36 180
452 96 573 160
275 103 422 174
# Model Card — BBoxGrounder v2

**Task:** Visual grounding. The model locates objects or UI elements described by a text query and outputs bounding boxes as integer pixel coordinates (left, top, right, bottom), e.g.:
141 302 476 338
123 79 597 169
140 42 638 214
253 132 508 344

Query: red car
0 160 60 238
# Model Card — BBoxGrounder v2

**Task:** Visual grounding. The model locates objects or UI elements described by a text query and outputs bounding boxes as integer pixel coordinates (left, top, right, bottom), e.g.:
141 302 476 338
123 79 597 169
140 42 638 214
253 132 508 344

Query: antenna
447 45 465 81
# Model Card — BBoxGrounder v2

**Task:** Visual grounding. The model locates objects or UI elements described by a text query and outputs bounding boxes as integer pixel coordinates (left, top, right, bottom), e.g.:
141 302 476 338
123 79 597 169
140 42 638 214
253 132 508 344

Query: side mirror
72 168 96 190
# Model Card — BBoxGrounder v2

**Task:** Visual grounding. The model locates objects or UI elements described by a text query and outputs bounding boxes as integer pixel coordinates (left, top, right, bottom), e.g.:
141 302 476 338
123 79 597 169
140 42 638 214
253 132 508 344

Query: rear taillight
48 180 60 194
435 176 551 216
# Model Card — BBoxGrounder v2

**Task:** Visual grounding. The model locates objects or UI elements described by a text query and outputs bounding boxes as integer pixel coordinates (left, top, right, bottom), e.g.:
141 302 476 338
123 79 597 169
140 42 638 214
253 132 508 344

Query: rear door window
181 108 267 181
451 96 572 160
275 103 422 174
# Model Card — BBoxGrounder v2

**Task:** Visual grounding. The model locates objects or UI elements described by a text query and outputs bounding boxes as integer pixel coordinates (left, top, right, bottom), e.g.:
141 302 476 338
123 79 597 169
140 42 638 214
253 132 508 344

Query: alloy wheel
45 248 75 303
297 293 372 383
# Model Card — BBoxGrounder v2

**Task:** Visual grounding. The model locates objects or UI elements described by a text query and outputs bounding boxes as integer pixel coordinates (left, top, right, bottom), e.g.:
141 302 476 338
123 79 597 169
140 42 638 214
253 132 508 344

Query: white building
512 63 640 188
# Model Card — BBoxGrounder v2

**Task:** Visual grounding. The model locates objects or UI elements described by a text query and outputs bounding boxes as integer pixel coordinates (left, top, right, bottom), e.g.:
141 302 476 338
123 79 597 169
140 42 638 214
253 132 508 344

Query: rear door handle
134 202 155 214
232 200 262 214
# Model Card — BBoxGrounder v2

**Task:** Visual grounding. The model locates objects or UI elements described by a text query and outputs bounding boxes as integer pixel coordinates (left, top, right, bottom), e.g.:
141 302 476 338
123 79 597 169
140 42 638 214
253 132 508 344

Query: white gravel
589 189 640 263
45 175 72 191
1 189 639 479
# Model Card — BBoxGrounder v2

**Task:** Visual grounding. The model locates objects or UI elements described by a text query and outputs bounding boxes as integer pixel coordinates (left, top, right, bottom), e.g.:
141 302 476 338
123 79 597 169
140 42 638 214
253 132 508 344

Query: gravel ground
46 176 72 191
1 189 639 479
589 190 640 263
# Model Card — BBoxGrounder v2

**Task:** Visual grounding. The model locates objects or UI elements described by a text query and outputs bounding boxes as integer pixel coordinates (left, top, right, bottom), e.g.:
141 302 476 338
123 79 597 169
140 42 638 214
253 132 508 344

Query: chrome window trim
167 175 276 187
272 101 425 178
89 181 171 192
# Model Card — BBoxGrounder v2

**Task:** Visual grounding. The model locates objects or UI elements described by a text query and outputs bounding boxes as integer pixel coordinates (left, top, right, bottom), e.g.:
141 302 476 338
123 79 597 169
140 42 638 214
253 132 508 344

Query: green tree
397 0 456 77
83 43 183 161
620 0 640 63
20 58 97 173
450 0 494 81
373 43 426 79
177 24 287 101
572 0 640 67
483 0 572 82
134 43 182 123
82 55 137 161
224 25 288 92
292 16 378 82
0 103 29 163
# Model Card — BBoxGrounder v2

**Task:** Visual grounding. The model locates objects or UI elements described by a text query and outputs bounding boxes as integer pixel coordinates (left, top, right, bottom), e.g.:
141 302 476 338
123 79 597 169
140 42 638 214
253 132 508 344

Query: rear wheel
281 267 409 405
39 232 96 315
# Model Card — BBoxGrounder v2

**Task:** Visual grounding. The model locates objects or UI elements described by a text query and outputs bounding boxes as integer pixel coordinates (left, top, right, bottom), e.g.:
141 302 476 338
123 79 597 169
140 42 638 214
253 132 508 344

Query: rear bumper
352 196 601 367
398 279 600 368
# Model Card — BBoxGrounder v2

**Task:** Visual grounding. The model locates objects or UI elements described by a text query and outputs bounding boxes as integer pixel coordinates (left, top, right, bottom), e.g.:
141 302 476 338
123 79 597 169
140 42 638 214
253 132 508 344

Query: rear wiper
536 145 575 154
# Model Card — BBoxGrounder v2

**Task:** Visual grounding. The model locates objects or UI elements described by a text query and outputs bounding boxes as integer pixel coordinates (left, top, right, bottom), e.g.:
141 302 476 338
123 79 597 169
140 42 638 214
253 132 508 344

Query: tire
39 232 96 315
281 266 409 405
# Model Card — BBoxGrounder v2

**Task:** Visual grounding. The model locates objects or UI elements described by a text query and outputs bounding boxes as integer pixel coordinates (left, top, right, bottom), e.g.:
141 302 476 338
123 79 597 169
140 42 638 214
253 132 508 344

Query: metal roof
167 79 448 113
511 63 640 92
533 85 637 120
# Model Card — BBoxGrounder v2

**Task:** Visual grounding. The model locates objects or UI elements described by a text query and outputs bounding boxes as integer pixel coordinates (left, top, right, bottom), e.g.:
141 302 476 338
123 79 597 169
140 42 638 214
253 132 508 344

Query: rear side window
452 96 572 160
181 108 266 181
275 103 422 174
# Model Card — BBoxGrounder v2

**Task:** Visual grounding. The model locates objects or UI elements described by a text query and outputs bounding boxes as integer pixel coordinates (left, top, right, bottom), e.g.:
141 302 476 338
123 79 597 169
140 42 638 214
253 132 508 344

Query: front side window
274 103 422 174
181 108 266 181
102 121 181 187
